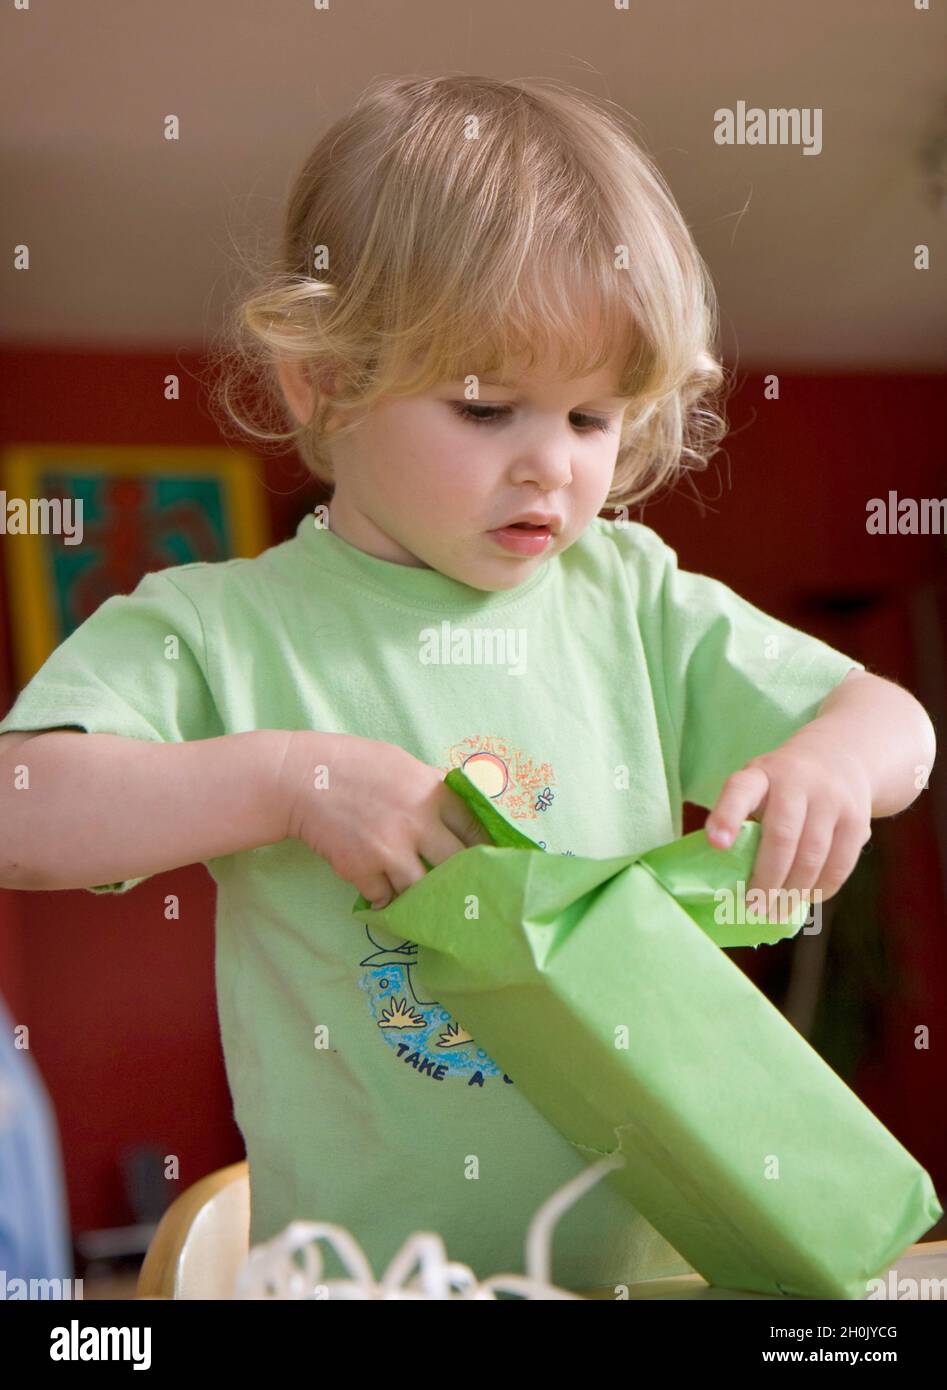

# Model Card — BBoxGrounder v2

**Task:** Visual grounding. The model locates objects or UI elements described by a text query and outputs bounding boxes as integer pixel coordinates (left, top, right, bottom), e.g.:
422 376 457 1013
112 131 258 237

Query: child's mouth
487 522 555 555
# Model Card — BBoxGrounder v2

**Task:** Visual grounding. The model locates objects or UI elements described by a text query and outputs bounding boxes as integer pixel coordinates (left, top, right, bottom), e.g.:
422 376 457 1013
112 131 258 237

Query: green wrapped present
352 768 942 1299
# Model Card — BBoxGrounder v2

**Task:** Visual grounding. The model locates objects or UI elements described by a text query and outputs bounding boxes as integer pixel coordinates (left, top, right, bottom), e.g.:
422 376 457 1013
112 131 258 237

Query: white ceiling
2 0 945 367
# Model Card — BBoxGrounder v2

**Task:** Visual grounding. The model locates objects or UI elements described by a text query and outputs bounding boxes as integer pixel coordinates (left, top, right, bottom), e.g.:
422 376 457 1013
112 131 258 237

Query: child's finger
806 818 871 904
364 872 396 911
420 823 475 867
438 785 495 847
746 789 808 896
704 764 768 848
781 806 838 895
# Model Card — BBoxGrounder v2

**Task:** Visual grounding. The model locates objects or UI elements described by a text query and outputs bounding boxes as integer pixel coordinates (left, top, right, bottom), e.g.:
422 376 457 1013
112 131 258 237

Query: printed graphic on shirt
357 737 568 1088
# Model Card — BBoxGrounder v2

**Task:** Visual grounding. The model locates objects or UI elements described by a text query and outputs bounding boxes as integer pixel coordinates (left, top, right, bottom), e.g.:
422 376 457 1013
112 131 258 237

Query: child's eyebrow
471 377 633 402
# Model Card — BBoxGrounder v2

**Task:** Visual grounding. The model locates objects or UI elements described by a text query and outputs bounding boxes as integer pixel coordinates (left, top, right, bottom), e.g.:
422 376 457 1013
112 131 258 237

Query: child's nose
508 437 574 492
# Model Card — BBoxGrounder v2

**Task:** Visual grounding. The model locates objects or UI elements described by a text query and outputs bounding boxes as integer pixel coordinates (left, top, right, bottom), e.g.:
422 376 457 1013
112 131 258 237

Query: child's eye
449 402 612 433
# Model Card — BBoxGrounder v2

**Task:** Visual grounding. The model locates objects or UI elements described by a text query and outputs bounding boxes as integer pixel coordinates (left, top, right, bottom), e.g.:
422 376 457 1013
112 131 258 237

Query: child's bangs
384 252 646 400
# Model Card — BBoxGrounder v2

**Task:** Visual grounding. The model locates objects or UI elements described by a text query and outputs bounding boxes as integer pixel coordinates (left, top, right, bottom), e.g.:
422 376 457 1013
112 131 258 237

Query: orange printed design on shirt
444 735 556 819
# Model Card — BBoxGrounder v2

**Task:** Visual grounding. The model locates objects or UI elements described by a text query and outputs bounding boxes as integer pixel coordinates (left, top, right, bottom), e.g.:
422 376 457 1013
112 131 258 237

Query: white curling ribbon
233 1151 626 1300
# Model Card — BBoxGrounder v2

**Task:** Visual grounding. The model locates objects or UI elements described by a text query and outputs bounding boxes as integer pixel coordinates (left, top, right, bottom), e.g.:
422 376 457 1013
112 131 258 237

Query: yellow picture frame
1 444 270 687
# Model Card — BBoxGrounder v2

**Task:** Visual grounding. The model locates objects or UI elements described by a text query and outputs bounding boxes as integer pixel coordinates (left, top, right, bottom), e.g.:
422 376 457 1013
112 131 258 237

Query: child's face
323 355 631 591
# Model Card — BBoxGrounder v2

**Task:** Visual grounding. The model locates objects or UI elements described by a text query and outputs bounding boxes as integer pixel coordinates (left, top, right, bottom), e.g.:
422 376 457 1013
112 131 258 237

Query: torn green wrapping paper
352 769 942 1299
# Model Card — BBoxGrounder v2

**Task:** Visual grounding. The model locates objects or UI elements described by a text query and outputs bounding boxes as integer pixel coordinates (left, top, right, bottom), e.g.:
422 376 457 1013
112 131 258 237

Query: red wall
0 347 327 1233
1 348 944 1235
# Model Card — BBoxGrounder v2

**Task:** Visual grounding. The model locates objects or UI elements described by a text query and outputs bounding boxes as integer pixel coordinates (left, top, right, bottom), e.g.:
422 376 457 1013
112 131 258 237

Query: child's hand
703 730 873 907
275 731 494 909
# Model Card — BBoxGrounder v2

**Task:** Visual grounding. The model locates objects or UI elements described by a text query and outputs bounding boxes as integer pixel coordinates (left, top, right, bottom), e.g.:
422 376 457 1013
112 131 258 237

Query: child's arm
0 727 491 904
0 728 294 892
704 669 936 902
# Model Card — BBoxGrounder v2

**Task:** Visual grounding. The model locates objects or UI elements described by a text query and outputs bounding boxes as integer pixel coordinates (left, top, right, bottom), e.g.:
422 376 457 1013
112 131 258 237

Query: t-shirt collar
293 514 553 614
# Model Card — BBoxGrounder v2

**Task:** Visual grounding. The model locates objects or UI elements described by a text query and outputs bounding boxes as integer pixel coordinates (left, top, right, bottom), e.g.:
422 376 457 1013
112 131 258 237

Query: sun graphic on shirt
460 750 509 798
446 738 556 819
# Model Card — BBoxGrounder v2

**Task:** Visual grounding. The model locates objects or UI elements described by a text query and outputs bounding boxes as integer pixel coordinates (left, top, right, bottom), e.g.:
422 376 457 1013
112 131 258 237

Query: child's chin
460 558 545 592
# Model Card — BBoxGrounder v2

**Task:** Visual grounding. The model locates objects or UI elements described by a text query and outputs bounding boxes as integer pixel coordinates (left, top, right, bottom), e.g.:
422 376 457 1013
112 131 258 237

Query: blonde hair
209 73 729 511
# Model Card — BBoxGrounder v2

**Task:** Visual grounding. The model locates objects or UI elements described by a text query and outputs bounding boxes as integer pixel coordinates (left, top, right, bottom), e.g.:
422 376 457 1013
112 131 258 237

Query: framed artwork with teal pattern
1 445 269 686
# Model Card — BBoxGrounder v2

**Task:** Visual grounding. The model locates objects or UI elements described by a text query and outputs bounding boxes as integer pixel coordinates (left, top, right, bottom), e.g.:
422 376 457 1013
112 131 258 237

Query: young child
0 75 936 1294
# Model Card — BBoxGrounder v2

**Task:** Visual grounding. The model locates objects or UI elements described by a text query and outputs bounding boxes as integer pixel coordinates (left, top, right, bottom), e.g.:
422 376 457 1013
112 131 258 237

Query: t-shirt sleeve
0 568 223 894
628 524 866 811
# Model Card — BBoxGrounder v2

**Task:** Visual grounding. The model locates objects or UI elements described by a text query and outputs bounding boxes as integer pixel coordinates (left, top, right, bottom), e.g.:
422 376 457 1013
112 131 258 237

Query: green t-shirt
0 515 864 1291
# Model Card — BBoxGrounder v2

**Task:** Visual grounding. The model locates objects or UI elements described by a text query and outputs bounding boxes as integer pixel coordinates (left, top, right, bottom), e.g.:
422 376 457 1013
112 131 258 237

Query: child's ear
276 358 317 427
